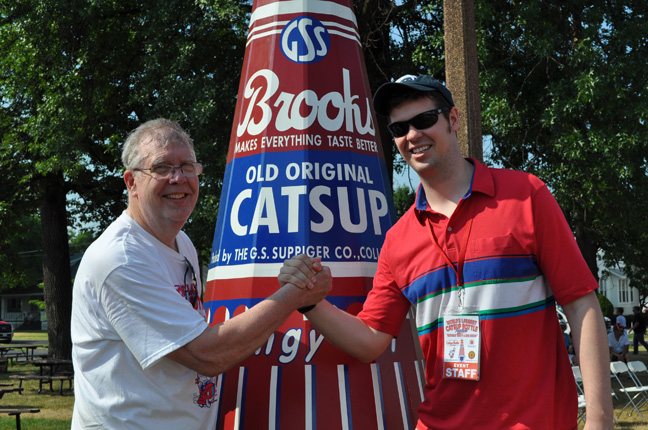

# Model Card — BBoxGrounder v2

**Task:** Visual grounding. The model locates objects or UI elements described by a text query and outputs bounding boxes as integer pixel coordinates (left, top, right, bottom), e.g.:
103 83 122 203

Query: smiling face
389 96 461 181
124 132 200 249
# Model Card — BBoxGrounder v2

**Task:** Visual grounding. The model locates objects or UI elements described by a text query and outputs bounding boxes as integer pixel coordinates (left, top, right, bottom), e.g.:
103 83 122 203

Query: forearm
170 284 322 376
196 291 298 374
563 292 614 427
305 301 392 363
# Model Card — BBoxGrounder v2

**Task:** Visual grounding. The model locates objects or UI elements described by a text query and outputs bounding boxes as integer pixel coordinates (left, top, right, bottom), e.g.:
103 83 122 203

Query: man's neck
125 206 181 252
420 158 475 218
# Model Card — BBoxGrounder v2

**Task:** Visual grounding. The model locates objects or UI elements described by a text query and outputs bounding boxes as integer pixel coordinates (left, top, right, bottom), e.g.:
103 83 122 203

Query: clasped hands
279 254 332 312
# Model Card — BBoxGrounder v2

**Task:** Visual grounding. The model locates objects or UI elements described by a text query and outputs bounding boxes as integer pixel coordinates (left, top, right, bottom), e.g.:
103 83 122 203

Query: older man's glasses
134 162 203 179
387 107 451 137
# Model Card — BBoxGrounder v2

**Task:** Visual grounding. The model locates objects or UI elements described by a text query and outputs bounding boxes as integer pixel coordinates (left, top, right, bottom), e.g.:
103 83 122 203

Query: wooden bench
8 373 73 395
4 351 47 366
0 407 40 430
0 387 23 398
3 354 23 366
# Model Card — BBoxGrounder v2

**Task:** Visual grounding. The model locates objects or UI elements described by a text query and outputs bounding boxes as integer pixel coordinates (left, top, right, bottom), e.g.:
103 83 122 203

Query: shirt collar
414 158 495 213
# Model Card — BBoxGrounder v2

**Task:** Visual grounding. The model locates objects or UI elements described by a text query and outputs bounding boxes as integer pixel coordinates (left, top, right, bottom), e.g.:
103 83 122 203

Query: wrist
297 304 316 314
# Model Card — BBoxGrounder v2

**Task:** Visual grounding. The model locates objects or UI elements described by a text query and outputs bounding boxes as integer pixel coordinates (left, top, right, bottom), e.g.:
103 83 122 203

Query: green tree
0 0 248 358
353 0 446 184
597 292 614 320
393 185 416 219
476 1 648 283
0 215 42 290
0 0 445 361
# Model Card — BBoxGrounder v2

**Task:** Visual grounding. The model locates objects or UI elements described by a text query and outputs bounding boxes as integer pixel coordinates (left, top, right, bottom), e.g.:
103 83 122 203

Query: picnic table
0 345 46 363
0 384 39 429
30 358 72 376
9 358 73 395
0 386 22 398
0 407 40 430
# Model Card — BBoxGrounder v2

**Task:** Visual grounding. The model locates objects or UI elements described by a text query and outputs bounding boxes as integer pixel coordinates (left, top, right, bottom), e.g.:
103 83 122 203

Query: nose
406 125 422 138
169 166 188 183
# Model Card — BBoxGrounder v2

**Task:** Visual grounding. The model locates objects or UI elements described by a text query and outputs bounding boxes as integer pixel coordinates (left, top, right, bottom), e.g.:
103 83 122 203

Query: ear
124 170 137 197
449 107 460 132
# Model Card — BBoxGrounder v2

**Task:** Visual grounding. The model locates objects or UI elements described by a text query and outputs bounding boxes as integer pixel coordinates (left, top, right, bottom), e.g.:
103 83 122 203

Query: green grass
0 417 70 430
0 331 72 430
6 331 648 429
12 332 48 342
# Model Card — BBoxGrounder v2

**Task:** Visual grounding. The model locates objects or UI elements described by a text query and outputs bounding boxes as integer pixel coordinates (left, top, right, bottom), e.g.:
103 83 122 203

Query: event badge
443 314 481 380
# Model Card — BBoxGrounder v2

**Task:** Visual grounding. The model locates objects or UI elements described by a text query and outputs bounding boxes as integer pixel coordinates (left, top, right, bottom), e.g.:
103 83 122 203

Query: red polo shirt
358 159 597 429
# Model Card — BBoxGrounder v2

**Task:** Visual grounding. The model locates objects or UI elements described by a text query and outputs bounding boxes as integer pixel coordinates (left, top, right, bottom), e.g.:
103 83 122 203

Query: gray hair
121 118 195 170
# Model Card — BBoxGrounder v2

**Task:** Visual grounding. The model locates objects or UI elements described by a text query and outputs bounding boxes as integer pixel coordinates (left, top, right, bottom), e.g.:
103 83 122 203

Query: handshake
278 254 332 314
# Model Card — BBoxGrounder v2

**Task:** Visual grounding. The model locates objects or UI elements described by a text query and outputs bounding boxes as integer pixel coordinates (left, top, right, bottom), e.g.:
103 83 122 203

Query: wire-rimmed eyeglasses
134 162 203 180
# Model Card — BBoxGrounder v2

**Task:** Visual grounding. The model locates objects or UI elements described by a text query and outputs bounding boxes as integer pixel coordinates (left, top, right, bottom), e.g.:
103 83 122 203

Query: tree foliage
477 1 648 287
0 215 42 290
0 0 249 358
598 292 614 320
352 0 446 183
8 0 646 360
393 185 416 219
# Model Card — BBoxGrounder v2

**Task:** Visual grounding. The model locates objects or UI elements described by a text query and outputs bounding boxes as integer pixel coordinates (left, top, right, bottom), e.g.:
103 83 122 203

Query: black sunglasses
387 107 451 137
184 257 198 307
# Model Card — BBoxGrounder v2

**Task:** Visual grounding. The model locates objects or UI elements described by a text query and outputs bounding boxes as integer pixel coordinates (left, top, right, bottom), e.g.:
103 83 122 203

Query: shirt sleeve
101 261 209 369
357 242 412 337
531 183 599 305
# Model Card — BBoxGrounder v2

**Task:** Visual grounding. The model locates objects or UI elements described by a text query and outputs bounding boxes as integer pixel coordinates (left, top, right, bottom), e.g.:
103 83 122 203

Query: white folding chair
627 361 648 409
628 361 648 385
572 366 584 394
571 366 586 422
573 365 619 424
610 361 648 421
576 394 587 424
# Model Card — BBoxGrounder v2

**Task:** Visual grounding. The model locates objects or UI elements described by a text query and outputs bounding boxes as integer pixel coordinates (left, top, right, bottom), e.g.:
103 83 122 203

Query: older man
71 119 330 429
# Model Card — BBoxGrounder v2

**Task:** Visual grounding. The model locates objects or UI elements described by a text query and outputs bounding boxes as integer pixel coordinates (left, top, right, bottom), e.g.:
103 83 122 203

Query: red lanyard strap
425 203 474 287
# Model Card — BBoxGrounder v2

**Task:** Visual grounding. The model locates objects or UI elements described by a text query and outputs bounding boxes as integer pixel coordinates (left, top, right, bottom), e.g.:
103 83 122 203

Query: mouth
411 145 431 154
166 193 188 200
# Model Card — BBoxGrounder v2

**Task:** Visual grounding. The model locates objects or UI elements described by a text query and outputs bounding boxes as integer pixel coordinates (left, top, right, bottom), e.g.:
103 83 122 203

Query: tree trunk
39 171 72 360
574 221 599 284
354 0 395 186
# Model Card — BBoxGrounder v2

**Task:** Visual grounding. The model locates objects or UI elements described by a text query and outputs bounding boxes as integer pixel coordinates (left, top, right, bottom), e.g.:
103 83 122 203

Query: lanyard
426 202 474 308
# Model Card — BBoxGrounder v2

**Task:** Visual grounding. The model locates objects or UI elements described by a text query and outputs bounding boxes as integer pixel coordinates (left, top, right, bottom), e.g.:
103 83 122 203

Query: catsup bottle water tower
204 0 424 428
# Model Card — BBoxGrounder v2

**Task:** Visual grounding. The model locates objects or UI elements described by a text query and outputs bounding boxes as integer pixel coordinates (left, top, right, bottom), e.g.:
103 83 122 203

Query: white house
598 260 640 316
0 285 44 329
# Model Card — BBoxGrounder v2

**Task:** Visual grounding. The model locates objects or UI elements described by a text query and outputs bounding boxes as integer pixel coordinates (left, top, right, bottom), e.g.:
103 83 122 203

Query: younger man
281 76 613 429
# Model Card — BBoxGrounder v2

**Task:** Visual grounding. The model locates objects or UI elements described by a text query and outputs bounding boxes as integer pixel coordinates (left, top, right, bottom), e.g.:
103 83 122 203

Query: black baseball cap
373 74 455 116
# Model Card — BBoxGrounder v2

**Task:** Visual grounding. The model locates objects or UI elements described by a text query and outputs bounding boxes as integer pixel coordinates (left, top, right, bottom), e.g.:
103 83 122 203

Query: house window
600 278 607 296
8 299 20 313
619 278 633 304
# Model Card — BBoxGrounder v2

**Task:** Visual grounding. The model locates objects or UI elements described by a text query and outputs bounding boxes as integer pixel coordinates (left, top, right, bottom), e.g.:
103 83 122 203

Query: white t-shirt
608 332 630 354
71 212 216 429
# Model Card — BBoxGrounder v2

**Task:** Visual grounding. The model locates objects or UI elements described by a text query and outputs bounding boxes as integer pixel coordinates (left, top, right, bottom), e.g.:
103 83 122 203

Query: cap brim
372 81 454 117
372 82 403 117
